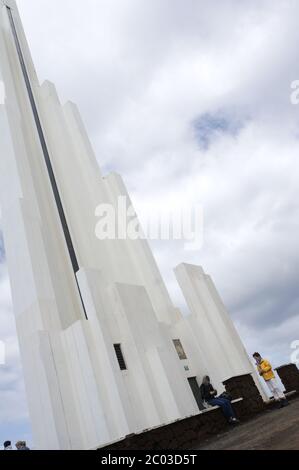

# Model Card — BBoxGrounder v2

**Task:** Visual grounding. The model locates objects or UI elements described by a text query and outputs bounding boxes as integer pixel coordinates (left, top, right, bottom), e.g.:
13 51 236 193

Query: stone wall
223 373 264 418
275 363 299 394
99 367 299 450
99 400 245 450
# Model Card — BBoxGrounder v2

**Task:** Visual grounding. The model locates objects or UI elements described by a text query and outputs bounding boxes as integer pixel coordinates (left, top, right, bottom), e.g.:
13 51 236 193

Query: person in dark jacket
3 441 12 450
200 376 239 424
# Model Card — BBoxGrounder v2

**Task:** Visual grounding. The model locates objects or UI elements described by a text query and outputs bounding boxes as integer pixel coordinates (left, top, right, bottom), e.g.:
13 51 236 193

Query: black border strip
6 6 88 319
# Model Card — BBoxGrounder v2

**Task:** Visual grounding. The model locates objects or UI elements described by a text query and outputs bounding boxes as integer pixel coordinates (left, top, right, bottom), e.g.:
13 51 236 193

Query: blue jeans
208 398 236 421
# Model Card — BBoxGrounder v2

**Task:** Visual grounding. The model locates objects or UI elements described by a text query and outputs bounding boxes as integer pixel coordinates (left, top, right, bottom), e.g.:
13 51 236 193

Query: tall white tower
0 0 263 449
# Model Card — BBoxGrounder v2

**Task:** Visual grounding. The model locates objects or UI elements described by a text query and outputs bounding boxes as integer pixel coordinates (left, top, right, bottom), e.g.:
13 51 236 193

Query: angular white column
174 263 266 398
0 0 267 450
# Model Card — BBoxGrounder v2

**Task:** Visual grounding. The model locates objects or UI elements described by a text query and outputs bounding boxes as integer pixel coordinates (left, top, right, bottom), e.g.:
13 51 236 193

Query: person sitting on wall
200 375 239 425
15 441 30 451
252 352 289 408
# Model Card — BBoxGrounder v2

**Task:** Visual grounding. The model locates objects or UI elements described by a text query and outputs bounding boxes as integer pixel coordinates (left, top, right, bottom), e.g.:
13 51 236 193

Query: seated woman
200 376 239 425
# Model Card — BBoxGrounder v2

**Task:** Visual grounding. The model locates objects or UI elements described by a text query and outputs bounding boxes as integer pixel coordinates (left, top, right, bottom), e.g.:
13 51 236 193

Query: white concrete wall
0 0 266 449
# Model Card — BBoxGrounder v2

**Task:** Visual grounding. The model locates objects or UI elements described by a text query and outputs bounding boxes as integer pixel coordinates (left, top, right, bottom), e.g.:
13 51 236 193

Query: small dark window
114 344 127 370
172 339 187 360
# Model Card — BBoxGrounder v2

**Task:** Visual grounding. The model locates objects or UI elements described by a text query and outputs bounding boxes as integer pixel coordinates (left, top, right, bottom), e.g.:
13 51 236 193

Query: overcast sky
1 0 299 447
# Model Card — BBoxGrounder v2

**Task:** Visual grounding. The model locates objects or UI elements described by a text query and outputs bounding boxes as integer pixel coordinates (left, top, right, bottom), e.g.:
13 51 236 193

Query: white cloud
1 0 298 444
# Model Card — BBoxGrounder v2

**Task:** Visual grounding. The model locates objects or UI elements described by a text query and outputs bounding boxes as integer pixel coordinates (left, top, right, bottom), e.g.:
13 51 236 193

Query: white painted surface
0 0 265 449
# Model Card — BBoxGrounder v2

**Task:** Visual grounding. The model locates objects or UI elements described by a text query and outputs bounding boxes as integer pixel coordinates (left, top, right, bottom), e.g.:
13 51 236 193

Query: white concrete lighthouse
0 0 263 449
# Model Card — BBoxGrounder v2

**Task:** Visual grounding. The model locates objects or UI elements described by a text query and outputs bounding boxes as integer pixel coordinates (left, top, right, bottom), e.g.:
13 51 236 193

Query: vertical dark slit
6 6 88 320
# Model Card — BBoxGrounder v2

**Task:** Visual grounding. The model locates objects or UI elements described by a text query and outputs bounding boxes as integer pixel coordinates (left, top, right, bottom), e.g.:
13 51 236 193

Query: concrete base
99 400 245 451
99 372 265 450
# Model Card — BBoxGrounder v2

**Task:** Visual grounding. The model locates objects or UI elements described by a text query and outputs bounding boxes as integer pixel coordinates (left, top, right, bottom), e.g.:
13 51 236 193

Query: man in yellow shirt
253 352 289 408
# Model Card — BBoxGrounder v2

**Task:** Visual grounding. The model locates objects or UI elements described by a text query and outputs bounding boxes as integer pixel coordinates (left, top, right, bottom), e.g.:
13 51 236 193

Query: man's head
4 441 12 450
253 352 262 363
203 375 210 384
15 441 26 450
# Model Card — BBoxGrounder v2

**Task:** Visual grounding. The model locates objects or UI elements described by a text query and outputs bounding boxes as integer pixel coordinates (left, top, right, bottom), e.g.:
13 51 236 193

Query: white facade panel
0 0 265 449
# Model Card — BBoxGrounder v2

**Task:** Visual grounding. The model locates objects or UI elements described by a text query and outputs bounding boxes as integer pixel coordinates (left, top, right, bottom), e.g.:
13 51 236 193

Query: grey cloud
0 0 297 442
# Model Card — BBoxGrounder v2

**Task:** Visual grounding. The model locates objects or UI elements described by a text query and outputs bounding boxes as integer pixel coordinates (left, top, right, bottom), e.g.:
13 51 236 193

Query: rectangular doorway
188 377 205 411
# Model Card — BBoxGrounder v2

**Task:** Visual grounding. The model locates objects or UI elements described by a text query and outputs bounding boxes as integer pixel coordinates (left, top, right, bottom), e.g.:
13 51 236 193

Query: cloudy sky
1 0 299 447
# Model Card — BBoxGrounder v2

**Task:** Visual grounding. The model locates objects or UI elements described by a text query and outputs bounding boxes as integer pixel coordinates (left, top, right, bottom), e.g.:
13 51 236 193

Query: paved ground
196 398 299 450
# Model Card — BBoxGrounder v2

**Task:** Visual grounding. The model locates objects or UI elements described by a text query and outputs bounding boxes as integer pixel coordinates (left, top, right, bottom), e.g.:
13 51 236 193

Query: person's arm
210 385 217 397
